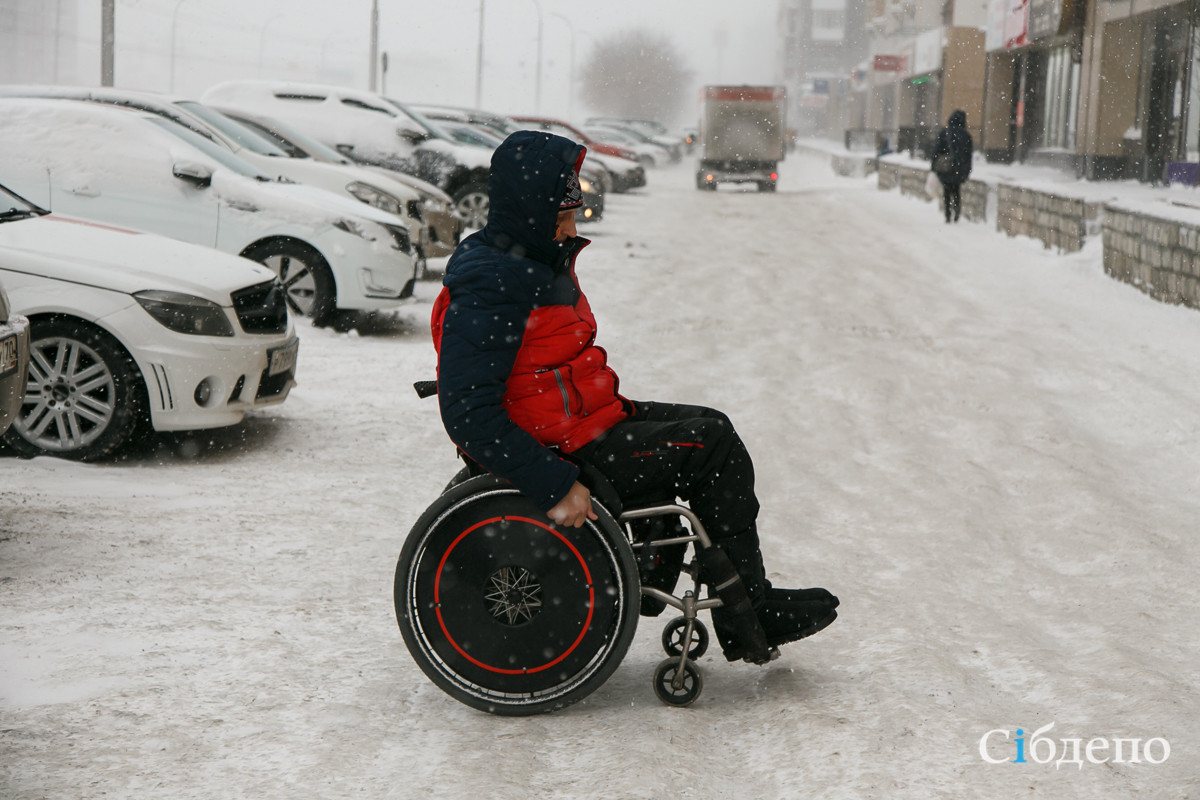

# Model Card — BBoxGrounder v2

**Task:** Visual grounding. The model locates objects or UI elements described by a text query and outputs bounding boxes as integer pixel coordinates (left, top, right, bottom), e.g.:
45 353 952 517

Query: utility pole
101 0 114 86
548 13 575 120
169 0 188 93
531 0 543 113
369 0 379 91
474 0 485 107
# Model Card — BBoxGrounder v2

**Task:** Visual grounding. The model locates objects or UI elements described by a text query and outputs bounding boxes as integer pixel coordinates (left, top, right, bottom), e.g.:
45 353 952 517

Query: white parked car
200 81 494 228
584 127 669 168
0 86 433 268
0 241 30 436
214 109 462 260
0 98 416 327
0 183 296 461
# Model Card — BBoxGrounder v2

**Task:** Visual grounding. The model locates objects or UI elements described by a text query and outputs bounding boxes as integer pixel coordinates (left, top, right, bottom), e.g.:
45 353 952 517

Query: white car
0 86 430 267
0 279 30 437
584 127 669 168
200 81 494 228
214 109 462 260
0 183 296 461
0 98 416 327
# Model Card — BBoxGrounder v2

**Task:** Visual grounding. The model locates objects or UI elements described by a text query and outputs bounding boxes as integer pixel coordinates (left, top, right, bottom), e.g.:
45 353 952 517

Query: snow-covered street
4 153 1200 798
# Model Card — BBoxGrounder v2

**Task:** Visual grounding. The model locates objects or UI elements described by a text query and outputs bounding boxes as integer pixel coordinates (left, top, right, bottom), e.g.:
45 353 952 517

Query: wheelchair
395 383 776 715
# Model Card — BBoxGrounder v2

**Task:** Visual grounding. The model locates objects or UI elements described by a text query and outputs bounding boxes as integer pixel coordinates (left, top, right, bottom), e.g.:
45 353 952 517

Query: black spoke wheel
662 617 709 660
653 658 703 707
241 238 337 326
395 475 640 716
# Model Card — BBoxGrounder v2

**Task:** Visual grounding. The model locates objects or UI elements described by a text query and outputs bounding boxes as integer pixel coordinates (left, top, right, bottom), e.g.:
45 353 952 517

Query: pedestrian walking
932 109 973 223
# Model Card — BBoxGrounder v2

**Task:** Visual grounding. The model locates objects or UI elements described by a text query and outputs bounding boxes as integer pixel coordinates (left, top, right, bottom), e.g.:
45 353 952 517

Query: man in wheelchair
431 131 838 666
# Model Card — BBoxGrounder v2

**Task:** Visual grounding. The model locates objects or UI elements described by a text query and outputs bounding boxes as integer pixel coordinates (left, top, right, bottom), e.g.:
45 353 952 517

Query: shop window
1039 46 1080 151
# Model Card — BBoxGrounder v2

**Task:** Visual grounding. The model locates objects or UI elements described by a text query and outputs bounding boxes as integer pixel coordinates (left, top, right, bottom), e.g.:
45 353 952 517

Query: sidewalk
799 145 1200 312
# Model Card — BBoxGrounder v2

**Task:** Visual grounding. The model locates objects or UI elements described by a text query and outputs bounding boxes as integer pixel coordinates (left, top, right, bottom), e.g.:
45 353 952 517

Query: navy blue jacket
434 131 614 511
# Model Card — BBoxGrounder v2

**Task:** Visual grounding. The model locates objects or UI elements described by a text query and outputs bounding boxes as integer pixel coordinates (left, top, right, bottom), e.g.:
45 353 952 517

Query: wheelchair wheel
662 616 709 660
653 658 703 707
395 475 641 716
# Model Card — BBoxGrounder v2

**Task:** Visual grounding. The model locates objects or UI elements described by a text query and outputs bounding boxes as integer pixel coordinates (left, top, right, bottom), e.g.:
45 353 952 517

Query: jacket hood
479 131 586 265
948 110 967 128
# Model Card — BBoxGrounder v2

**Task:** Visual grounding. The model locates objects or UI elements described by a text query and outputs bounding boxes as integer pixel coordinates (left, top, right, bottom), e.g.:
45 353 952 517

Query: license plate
268 340 298 377
0 335 17 378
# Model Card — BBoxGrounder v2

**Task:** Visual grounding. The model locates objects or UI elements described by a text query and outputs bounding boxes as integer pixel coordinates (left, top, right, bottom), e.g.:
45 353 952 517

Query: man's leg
575 401 838 661
942 182 952 223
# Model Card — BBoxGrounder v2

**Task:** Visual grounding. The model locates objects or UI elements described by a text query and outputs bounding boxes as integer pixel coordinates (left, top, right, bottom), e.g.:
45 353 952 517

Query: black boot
708 527 838 661
702 528 771 664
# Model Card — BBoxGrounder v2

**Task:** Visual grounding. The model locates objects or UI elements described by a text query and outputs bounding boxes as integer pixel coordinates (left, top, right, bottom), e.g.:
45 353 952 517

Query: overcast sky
95 0 780 124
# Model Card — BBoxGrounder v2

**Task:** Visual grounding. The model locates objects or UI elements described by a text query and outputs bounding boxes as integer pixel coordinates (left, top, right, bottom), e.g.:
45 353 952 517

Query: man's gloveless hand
547 481 598 528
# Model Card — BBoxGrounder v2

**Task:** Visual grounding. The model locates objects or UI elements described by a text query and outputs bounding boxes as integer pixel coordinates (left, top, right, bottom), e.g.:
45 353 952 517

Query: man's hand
547 481 597 528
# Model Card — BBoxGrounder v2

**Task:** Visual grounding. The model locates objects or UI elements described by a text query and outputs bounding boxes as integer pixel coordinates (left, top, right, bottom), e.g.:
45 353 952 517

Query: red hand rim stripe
433 515 596 675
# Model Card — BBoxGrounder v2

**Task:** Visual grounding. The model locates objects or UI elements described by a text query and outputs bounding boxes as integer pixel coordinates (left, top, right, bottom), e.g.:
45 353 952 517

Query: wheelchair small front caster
653 657 703 707
662 616 709 660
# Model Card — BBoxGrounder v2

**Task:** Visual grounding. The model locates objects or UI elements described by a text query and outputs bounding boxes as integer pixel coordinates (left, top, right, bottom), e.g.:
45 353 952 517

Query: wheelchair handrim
403 487 633 709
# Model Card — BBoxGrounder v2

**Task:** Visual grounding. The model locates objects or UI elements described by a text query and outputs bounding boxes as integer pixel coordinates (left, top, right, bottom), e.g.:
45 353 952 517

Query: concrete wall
942 28 987 144
877 160 989 221
996 186 1102 252
1103 207 1200 308
982 51 1016 153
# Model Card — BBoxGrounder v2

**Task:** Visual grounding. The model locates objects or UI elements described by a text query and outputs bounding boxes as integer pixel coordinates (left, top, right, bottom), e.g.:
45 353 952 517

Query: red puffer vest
431 241 627 453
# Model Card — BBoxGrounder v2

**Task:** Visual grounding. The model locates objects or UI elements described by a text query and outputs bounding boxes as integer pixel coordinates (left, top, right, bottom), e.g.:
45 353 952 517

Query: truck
696 86 787 192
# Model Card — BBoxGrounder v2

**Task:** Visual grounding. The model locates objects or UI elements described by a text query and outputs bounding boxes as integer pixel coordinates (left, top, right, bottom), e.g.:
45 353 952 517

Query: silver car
0 188 32 433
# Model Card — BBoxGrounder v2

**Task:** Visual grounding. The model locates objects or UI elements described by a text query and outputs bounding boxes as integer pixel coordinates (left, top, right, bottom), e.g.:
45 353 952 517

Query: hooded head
479 130 587 265
948 110 967 128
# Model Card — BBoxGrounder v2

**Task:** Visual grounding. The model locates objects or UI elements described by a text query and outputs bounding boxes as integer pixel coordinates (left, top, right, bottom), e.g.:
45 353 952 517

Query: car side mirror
173 161 213 187
400 129 429 145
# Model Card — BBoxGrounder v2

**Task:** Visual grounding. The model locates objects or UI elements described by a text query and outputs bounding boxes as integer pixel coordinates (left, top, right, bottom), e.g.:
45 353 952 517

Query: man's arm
437 264 580 511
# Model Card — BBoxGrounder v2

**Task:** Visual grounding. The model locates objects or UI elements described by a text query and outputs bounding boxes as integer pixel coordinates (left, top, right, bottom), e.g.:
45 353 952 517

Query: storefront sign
986 0 1008 50
874 55 908 72
988 0 1029 50
1029 0 1073 39
913 28 945 75
1005 0 1029 48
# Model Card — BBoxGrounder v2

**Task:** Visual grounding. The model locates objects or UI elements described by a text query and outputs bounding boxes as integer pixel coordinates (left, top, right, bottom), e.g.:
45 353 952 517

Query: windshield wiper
0 209 38 223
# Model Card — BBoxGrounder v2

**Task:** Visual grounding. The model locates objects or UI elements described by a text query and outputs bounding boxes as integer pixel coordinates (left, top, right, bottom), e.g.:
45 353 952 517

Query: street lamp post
368 0 379 91
101 0 114 87
169 0 188 93
529 0 542 113
258 14 285 78
474 0 485 107
547 12 575 120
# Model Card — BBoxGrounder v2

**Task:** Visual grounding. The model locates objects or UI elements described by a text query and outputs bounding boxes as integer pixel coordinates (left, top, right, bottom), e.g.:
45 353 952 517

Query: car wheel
241 239 337 327
3 318 146 461
638 155 657 169
452 183 489 229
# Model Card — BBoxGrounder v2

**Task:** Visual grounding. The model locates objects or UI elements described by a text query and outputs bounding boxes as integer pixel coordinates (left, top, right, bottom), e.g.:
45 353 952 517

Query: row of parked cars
0 80 680 463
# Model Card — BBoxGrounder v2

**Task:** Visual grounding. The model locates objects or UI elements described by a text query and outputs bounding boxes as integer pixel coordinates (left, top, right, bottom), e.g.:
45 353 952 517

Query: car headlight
134 291 234 337
334 218 377 240
421 194 450 214
346 182 404 216
579 177 593 194
383 223 413 254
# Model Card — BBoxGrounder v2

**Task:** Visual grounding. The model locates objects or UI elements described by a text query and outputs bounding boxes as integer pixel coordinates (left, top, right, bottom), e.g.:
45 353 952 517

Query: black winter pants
573 400 759 541
943 181 962 221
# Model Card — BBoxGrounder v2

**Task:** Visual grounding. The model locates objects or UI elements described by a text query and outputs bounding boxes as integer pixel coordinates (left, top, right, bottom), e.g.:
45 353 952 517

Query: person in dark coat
432 130 838 665
932 109 973 223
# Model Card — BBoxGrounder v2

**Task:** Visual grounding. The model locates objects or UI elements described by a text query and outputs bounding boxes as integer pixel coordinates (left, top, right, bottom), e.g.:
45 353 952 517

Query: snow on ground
3 154 1200 799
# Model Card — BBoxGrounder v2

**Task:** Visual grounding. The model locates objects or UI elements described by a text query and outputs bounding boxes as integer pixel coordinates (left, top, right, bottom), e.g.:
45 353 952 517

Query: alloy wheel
17 337 116 452
263 254 317 316
454 192 489 229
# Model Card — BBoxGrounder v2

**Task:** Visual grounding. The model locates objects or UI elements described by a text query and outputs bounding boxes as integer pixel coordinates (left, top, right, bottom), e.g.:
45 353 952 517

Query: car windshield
0 183 45 223
230 114 353 165
176 102 291 157
381 99 456 143
147 117 274 180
